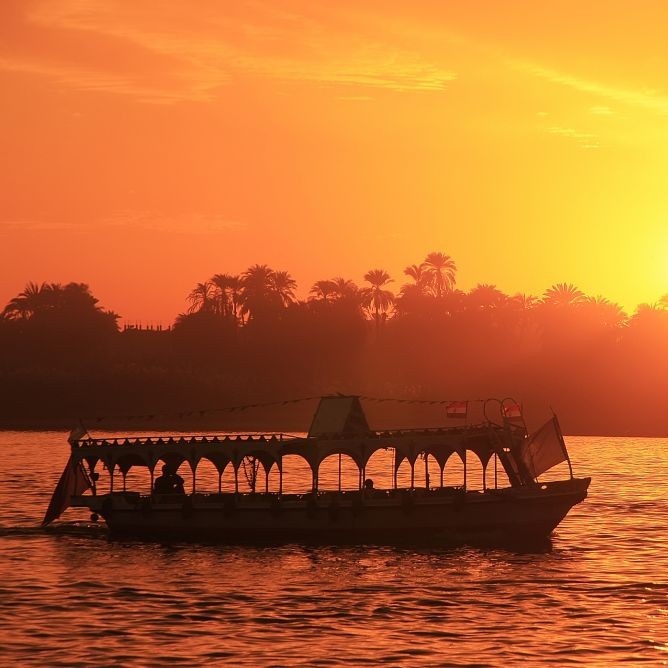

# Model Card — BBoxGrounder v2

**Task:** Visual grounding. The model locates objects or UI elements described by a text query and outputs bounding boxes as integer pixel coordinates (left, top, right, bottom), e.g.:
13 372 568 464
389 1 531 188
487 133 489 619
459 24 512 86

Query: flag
42 456 91 526
446 401 468 419
518 417 568 479
503 402 523 421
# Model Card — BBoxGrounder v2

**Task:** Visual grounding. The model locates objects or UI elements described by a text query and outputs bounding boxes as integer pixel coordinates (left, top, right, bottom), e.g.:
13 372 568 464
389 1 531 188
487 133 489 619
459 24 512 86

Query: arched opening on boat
317 453 360 492
364 448 394 490
195 454 233 494
193 457 220 493
220 462 237 493
485 454 511 490
247 452 278 494
116 453 152 494
395 458 415 489
410 452 443 489
465 450 486 491
279 454 313 495
424 454 440 489
265 462 281 494
176 461 194 495
443 452 465 488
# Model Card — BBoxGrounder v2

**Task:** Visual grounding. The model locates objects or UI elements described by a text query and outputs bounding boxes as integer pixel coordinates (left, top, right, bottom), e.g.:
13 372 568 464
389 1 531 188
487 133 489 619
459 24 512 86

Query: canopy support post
463 452 467 491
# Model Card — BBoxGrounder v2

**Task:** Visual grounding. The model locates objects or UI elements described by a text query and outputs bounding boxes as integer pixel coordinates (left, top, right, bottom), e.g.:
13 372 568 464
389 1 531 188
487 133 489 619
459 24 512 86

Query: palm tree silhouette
582 296 627 328
361 269 394 328
330 277 359 301
422 252 457 298
309 280 336 303
542 283 585 306
240 264 275 321
187 282 214 314
2 282 55 319
211 273 243 322
511 293 539 311
271 270 297 307
660 293 668 310
467 284 507 310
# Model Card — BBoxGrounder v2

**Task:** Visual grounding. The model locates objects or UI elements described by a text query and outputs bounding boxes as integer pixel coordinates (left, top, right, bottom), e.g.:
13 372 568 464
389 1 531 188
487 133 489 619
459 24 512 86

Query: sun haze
1 0 667 323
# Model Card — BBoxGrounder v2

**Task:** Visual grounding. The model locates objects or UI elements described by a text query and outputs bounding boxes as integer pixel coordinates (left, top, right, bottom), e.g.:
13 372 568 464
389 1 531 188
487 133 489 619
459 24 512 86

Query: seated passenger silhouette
363 478 375 498
154 464 185 494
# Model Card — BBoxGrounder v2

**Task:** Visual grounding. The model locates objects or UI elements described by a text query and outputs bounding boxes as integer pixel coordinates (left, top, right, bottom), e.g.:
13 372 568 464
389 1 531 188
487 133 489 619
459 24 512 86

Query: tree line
1 252 667 434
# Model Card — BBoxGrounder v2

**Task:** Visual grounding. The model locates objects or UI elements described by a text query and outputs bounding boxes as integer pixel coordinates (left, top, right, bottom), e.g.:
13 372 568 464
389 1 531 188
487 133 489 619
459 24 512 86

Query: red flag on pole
446 401 468 419
502 402 523 421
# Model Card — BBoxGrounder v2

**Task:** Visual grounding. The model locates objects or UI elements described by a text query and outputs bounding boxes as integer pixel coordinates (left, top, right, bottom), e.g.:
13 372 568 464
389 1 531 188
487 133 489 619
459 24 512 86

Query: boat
42 395 590 545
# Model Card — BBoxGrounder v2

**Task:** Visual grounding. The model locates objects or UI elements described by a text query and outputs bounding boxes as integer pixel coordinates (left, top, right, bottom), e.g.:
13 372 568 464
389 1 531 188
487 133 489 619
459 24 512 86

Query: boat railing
73 433 294 447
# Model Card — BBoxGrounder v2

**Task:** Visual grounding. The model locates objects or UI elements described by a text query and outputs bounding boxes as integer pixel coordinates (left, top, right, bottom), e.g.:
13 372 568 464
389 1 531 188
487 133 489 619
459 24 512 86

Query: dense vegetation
1 253 667 434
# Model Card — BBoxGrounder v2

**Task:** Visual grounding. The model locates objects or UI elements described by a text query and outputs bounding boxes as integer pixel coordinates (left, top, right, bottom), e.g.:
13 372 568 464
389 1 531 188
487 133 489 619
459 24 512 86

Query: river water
1 432 667 666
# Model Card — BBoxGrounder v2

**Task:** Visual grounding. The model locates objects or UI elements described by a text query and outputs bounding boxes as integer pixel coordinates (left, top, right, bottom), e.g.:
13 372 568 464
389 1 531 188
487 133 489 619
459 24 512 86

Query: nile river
1 432 667 666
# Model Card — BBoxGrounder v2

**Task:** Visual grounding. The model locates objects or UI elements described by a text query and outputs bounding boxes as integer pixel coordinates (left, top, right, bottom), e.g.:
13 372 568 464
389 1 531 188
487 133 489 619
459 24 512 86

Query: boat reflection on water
43 395 590 546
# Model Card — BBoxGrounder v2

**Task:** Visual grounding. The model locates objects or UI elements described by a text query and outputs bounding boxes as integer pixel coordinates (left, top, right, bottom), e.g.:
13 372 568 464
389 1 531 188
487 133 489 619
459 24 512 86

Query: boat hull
72 478 589 546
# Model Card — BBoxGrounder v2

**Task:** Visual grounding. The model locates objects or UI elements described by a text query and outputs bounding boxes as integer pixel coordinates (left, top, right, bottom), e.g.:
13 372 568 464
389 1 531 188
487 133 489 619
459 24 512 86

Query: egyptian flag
446 401 468 419
502 402 523 423
42 456 91 526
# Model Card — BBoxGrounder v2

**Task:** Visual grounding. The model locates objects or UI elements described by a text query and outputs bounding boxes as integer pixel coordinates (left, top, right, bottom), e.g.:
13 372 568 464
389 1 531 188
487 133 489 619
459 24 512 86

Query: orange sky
2 0 668 324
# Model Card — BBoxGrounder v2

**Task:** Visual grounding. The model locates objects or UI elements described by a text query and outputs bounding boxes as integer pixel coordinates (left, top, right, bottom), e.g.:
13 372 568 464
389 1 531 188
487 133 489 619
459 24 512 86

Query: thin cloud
0 1 456 101
517 62 668 115
547 126 600 149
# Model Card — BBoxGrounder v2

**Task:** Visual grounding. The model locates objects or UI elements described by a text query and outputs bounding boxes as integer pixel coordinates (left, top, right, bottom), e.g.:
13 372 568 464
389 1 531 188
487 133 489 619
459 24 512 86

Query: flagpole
552 412 573 479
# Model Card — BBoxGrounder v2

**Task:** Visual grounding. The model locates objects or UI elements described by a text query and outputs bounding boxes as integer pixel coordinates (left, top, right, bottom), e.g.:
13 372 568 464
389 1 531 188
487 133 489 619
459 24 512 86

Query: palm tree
2 282 55 319
422 252 457 298
660 293 668 310
330 277 359 301
240 264 275 321
511 293 539 311
542 283 585 307
404 264 429 290
361 269 394 327
467 284 507 310
187 282 214 314
271 270 297 307
309 280 336 303
211 273 243 322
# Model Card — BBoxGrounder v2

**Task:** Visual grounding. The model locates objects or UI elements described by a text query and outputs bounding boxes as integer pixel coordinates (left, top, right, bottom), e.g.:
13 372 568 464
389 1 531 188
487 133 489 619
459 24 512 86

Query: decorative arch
443 450 465 488
364 448 394 490
279 454 313 495
317 453 360 491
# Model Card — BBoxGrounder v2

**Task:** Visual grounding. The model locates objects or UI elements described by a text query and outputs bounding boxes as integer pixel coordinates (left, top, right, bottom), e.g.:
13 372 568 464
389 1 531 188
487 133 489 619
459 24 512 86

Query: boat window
444 452 465 488
364 449 394 490
465 451 486 491
194 458 220 493
317 454 359 492
279 455 313 495
485 455 511 490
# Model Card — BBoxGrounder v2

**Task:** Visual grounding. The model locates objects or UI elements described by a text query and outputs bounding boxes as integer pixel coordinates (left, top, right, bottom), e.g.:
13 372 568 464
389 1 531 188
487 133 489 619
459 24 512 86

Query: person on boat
154 464 185 494
363 478 375 498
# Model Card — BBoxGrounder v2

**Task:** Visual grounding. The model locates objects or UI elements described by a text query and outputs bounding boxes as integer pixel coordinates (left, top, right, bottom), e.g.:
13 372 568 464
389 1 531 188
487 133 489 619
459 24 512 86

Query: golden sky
2 0 668 324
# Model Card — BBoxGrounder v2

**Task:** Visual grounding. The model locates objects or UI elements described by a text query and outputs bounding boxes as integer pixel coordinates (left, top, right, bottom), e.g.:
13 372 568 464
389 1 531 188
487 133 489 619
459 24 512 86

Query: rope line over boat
77 394 518 429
